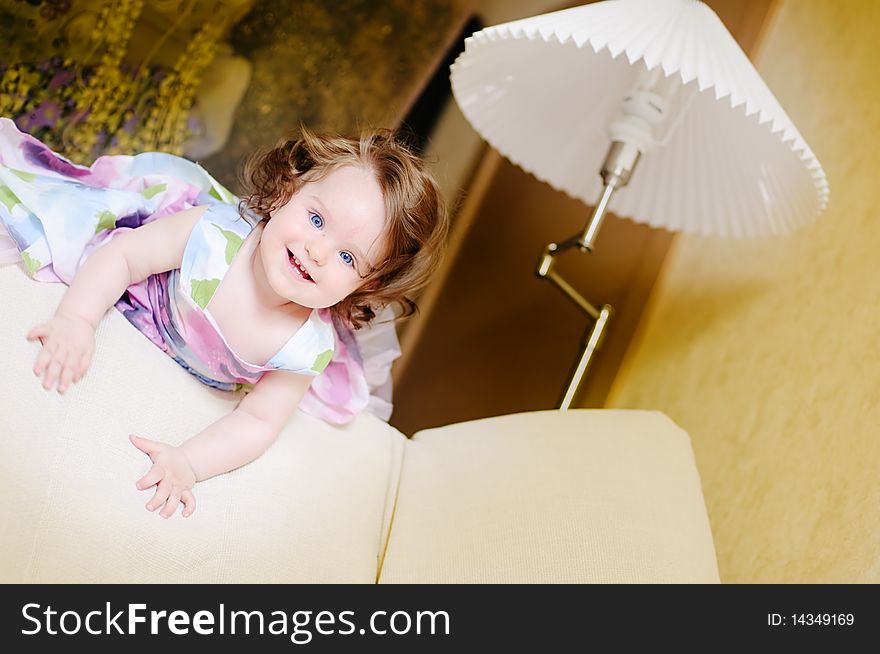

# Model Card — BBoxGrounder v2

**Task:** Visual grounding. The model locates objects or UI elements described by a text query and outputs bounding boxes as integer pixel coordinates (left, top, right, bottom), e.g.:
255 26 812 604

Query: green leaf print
0 185 19 211
209 182 234 203
311 349 334 373
94 210 117 233
21 251 41 275
10 169 36 182
190 278 221 309
141 183 167 199
213 224 244 265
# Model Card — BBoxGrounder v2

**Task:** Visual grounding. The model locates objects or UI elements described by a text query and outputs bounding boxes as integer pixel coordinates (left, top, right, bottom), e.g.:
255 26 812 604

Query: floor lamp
450 0 828 409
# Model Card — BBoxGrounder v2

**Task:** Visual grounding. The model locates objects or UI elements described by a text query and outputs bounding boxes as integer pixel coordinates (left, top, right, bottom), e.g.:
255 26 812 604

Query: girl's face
258 164 388 309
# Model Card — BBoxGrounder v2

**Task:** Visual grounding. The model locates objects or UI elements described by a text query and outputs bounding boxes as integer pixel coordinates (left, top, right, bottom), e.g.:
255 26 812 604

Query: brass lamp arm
537 243 602 319
533 141 641 409
535 176 621 319
535 237 614 409
535 177 626 408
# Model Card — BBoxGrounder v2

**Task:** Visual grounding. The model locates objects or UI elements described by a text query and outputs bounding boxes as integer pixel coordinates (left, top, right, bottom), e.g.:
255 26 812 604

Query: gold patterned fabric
0 0 245 162
1 0 471 184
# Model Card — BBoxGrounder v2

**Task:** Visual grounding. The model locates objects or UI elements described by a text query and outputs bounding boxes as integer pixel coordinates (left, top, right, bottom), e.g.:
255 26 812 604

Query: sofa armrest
379 409 719 583
0 265 404 583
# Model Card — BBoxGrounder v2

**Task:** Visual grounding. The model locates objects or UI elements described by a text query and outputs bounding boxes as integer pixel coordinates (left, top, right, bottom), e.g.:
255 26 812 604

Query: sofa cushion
379 409 720 583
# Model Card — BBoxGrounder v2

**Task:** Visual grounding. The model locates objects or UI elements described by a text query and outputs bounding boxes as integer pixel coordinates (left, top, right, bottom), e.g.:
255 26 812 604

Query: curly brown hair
241 126 448 330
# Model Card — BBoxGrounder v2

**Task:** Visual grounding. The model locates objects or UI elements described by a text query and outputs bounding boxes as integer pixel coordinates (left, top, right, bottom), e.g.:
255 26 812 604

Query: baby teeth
290 252 310 278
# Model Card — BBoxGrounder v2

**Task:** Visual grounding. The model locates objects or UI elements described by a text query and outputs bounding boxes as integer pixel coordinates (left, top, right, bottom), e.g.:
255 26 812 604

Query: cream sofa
0 264 719 583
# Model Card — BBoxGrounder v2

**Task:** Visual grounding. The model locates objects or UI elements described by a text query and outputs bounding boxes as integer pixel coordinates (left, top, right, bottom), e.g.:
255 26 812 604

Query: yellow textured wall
606 0 880 583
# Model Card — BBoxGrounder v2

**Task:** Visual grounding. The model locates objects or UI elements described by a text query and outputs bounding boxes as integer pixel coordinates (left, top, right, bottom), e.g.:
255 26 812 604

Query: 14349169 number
791 614 853 626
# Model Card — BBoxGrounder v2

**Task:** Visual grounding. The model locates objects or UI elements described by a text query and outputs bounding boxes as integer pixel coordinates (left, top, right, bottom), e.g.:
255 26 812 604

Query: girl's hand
130 434 198 519
26 313 96 394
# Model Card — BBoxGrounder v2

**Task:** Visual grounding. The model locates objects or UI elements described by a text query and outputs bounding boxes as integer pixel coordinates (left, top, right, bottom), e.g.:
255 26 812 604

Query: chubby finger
159 491 181 519
180 490 196 518
136 463 164 490
42 358 63 390
57 351 78 394
129 433 161 457
33 341 56 376
26 323 50 342
146 478 172 512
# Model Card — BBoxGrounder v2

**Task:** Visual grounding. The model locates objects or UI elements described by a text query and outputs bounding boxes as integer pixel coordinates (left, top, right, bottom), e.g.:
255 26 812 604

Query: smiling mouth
287 249 314 282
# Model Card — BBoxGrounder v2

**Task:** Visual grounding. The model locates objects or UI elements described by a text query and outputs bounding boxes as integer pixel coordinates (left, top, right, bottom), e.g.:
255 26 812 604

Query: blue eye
339 251 354 266
310 213 324 229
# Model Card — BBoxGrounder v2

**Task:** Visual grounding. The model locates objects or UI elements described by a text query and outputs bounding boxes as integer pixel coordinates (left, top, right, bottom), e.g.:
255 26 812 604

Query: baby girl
0 118 447 519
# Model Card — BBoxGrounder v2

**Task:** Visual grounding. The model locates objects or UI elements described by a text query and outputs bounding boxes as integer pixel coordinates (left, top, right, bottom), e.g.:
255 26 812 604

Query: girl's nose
305 240 326 265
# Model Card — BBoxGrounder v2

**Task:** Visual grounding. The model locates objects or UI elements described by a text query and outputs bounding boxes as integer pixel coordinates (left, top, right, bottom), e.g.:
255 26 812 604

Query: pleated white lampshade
450 0 829 238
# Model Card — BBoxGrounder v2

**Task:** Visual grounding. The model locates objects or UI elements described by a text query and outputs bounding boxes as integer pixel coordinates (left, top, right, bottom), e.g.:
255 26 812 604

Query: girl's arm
130 369 312 518
27 205 208 393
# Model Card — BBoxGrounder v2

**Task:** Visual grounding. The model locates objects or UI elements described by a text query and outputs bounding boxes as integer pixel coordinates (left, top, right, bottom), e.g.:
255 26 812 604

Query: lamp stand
535 141 640 409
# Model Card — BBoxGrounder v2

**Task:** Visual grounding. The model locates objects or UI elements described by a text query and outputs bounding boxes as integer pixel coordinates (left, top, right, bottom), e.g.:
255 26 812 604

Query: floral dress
122 201 337 389
0 117 393 423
